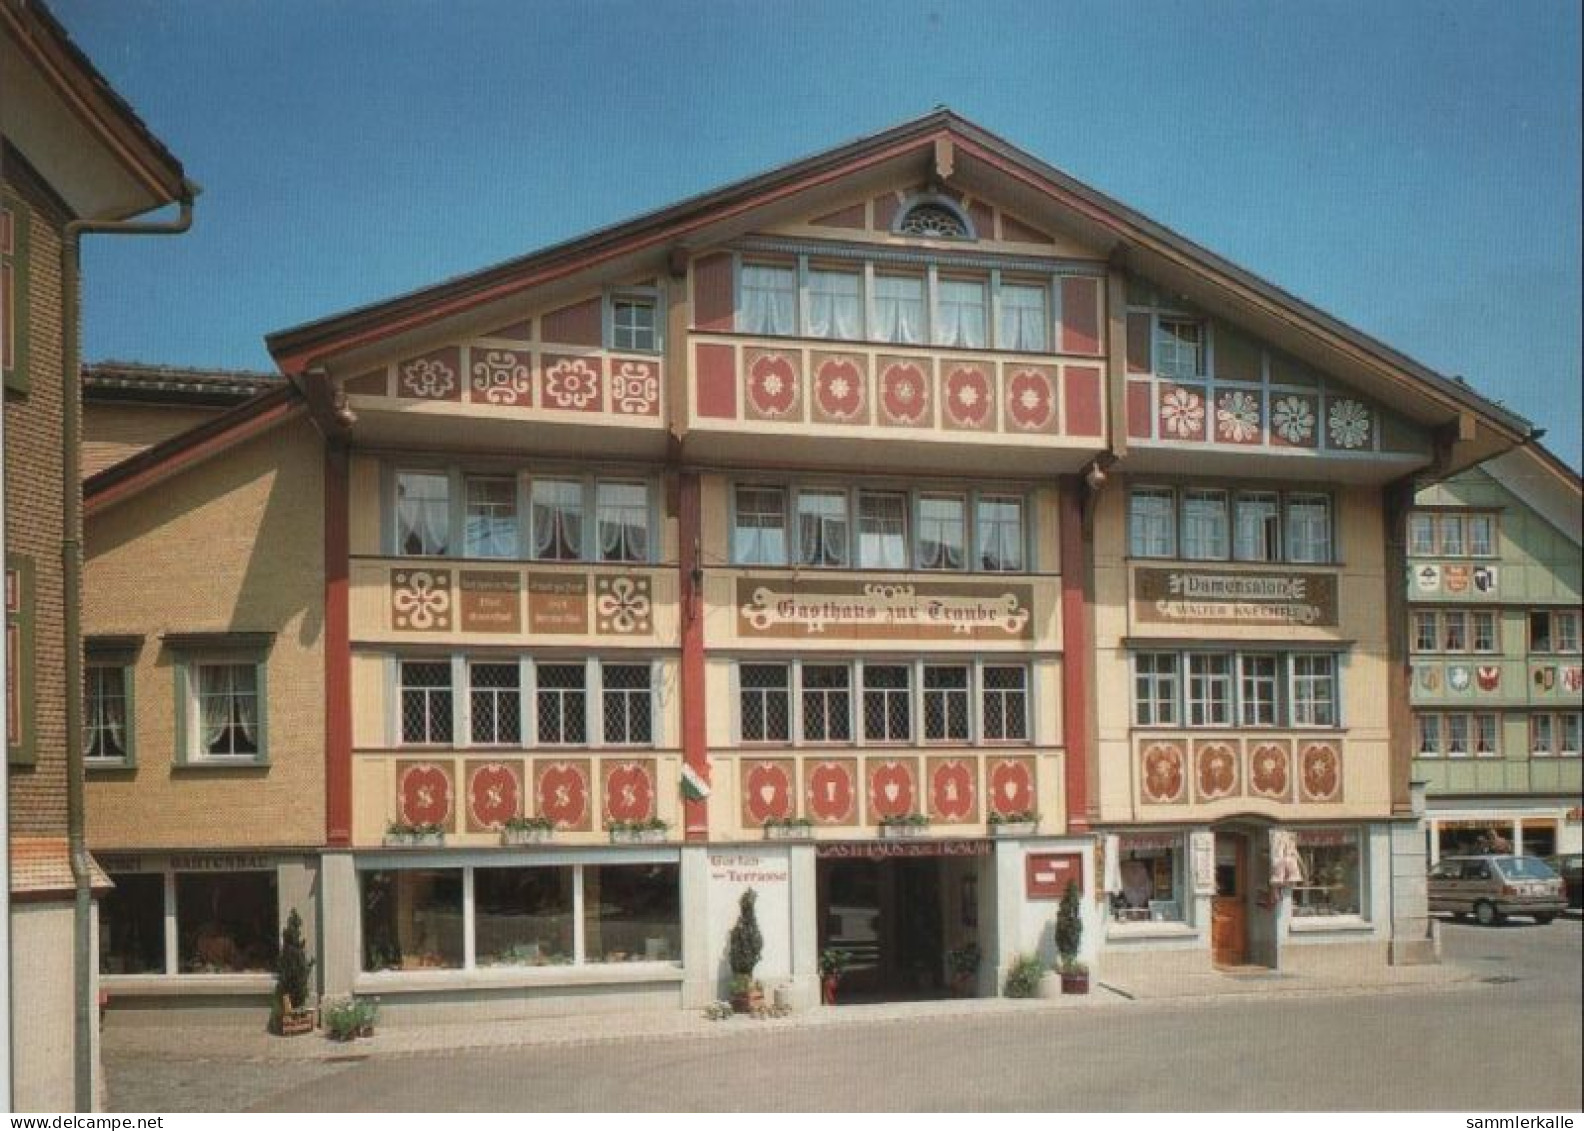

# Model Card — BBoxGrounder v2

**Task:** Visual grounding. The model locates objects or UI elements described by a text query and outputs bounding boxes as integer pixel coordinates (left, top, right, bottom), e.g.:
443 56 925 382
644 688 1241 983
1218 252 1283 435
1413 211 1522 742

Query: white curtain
936 280 986 349
874 276 923 344
234 668 258 747
998 285 1047 351
807 272 861 339
103 681 126 752
532 481 582 559
741 265 795 336
1270 829 1306 886
398 491 449 555
198 666 231 753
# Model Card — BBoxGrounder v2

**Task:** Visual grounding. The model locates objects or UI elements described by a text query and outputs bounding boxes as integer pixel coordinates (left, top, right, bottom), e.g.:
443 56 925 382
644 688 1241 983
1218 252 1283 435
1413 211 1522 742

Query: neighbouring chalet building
82 111 1538 1022
1407 444 1582 863
2 0 192 1108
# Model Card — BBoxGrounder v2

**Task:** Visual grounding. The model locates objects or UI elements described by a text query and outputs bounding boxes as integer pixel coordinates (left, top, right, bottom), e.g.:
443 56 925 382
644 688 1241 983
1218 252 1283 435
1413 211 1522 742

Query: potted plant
945 941 981 998
383 820 444 848
608 817 670 844
1055 879 1089 994
763 816 815 841
1002 953 1045 999
727 889 764 1013
878 812 929 839
987 809 1040 837
501 815 554 846
270 908 315 1036
321 995 379 1041
818 947 847 1005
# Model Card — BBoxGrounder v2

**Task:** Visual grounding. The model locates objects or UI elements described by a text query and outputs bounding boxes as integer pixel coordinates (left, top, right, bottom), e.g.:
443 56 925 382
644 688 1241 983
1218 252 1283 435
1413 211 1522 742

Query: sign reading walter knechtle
736 578 1034 639
1133 567 1338 627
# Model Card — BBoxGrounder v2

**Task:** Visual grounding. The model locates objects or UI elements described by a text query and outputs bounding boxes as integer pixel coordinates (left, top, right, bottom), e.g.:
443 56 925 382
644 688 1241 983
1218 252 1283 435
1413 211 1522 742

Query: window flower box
763 820 814 842
608 821 669 845
384 823 444 848
989 821 1038 838
878 818 930 840
501 821 554 846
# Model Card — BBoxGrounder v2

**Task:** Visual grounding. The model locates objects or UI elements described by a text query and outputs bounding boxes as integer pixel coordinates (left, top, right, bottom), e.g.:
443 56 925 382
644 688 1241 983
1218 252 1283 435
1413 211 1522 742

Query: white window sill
1106 921 1198 941
1288 915 1373 935
355 962 683 995
102 973 274 996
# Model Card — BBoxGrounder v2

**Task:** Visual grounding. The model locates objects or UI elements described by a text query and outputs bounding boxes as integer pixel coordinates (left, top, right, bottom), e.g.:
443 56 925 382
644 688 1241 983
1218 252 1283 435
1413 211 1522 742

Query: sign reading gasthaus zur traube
1132 567 1338 627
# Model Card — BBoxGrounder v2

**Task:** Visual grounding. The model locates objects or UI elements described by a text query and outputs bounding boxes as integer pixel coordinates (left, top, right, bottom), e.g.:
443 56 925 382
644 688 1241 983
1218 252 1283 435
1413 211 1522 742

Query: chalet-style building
85 111 1535 1023
2 0 192 1108
1407 444 1582 863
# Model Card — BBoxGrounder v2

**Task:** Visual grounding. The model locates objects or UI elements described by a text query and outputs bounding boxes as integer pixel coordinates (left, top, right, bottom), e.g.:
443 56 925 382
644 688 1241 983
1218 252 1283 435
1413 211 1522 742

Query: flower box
501 826 554 846
609 827 668 845
989 821 1038 838
763 824 814 841
878 823 929 840
383 830 444 848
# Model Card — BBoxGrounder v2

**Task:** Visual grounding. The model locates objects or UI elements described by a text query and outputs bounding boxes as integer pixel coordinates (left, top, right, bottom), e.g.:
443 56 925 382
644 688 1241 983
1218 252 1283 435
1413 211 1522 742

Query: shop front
1428 810 1578 862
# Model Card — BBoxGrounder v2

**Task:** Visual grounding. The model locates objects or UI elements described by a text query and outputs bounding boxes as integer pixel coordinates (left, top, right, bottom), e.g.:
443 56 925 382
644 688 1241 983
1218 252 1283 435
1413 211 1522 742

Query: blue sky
57 0 1583 469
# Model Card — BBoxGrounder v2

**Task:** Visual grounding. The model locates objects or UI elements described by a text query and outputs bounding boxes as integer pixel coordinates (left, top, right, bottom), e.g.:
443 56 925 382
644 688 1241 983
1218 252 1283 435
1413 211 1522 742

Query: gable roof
84 360 281 407
266 108 1533 467
1479 441 1584 547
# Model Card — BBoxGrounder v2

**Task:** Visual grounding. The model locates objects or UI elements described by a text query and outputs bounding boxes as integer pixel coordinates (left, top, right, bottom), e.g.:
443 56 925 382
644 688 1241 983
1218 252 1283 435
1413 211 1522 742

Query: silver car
1428 855 1567 925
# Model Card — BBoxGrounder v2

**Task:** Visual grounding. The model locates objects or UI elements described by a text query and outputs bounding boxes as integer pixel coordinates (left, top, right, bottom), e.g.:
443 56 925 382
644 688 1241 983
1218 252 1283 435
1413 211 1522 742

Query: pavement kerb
103 962 1492 1066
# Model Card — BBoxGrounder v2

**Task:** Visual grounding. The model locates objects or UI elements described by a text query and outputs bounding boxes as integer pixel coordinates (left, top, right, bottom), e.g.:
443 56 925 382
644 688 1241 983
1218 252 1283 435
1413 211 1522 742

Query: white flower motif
761 373 784 397
1019 388 1041 410
829 376 851 400
1271 395 1315 444
1159 386 1204 438
1215 390 1261 443
400 357 456 399
956 384 980 408
894 380 917 403
1328 398 1371 449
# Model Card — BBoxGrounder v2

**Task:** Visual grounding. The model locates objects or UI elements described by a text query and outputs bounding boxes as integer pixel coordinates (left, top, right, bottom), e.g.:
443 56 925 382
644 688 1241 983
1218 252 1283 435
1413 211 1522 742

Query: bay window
797 489 850 568
976 496 1024 572
916 494 966 571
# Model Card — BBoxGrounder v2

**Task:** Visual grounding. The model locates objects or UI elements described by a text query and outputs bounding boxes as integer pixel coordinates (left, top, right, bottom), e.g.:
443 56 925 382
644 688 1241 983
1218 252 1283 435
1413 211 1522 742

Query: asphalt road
112 916 1583 1113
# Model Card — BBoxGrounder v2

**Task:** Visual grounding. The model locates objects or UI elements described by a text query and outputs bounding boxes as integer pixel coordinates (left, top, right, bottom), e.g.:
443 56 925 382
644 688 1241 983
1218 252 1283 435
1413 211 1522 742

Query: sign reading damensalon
1133 567 1338 627
737 579 1033 640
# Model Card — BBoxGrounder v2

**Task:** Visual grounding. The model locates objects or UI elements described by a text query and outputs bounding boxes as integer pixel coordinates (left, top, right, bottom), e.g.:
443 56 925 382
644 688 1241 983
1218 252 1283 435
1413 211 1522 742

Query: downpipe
61 187 195 1112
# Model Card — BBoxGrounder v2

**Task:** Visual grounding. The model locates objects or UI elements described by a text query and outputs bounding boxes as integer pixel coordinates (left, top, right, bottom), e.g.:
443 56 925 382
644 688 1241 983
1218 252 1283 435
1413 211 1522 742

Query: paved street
108 917 1582 1112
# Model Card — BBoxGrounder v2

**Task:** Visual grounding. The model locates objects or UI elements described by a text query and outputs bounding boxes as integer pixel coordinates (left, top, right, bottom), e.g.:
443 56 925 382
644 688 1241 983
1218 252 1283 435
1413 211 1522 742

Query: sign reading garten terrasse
736 579 1034 640
1133 567 1338 627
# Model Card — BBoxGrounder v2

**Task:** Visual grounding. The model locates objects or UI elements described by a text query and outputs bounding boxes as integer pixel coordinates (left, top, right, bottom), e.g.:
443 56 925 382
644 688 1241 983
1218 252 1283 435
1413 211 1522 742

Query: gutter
61 182 196 1112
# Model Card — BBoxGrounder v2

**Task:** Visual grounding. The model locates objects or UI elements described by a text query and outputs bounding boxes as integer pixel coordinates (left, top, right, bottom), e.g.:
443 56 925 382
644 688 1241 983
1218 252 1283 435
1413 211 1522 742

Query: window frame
84 653 137 770
175 648 270 767
606 288 662 354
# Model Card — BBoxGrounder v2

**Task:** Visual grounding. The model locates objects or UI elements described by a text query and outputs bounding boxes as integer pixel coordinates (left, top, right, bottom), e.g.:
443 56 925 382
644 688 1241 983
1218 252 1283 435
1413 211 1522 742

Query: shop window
582 863 681 964
1112 836 1184 922
464 475 518 559
609 293 658 353
396 471 450 556
800 664 851 742
536 663 588 745
981 666 1028 742
862 664 912 742
1292 830 1363 918
596 481 649 563
400 661 453 745
469 662 520 745
733 486 788 565
473 867 575 967
175 871 279 974
738 263 796 337
923 665 971 742
916 495 966 571
601 663 652 745
530 478 584 561
85 661 134 767
99 873 165 975
857 492 908 569
997 282 1048 352
361 869 464 972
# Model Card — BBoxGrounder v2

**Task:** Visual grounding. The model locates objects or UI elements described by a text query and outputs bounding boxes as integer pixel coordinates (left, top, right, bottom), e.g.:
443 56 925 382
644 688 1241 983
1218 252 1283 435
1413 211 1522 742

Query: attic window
894 197 974 240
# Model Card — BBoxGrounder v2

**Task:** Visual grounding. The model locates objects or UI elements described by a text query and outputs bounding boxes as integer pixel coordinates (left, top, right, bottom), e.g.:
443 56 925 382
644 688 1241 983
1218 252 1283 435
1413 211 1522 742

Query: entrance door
1211 832 1248 967
817 856 947 1001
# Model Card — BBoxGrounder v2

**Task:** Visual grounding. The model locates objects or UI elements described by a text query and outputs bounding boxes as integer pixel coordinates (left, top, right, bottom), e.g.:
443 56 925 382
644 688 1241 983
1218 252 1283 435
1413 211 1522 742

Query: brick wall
82 402 223 476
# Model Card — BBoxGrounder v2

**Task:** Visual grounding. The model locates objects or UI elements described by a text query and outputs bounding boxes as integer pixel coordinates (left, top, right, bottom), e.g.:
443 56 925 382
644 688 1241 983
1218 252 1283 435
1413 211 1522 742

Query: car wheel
1474 900 1501 926
1533 913 1555 925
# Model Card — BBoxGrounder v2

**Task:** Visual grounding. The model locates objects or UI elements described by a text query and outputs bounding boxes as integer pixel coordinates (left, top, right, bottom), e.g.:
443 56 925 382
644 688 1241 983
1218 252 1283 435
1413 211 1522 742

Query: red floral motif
746 353 799 418
813 357 865 421
868 760 917 820
1249 743 1290 800
987 759 1035 816
398 762 452 828
879 362 930 425
807 760 856 824
1195 743 1239 801
929 759 976 822
743 761 795 825
1006 368 1056 431
467 762 520 830
1142 743 1185 804
1300 743 1341 802
943 366 993 428
603 761 656 824
536 762 589 829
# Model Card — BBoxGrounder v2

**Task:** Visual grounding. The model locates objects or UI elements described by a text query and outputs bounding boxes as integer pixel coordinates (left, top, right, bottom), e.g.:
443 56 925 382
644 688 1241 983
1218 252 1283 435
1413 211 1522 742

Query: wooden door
1211 833 1248 966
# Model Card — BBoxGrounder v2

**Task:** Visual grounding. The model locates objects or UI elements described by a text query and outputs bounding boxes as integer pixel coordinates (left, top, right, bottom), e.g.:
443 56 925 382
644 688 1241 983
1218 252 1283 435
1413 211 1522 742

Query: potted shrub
763 816 815 841
987 810 1040 837
322 995 379 1041
878 812 929 839
608 817 670 844
1002 953 1044 999
270 908 315 1036
501 815 554 846
1055 879 1089 994
727 889 764 1013
945 941 981 998
818 947 847 1005
383 820 444 848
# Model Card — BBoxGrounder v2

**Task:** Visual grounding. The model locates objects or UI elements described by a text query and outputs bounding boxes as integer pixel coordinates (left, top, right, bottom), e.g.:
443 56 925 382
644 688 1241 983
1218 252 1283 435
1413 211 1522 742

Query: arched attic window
892 194 976 240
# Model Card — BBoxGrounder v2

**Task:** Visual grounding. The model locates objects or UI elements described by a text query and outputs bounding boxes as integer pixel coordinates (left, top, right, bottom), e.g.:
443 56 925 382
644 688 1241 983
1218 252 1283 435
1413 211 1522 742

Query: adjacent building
1408 443 1582 862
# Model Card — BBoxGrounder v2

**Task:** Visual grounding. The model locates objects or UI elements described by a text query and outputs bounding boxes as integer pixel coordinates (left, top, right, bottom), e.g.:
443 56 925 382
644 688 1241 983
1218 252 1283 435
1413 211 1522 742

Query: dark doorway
817 856 947 1002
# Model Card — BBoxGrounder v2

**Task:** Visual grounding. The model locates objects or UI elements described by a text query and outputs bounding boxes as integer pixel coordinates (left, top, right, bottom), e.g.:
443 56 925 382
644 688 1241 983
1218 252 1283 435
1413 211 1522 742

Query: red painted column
678 471 710 840
1058 475 1092 832
324 443 353 847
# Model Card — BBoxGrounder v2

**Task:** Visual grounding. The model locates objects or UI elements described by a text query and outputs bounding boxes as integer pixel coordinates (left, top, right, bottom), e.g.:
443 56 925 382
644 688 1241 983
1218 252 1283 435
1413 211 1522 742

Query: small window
1284 495 1332 563
807 268 862 340
1416 714 1442 757
1445 714 1470 758
1442 612 1468 653
739 264 796 337
1129 488 1176 559
796 490 849 568
1234 493 1281 562
1412 612 1438 653
874 275 926 345
396 471 450 556
596 482 649 564
464 475 518 559
801 664 851 743
1530 611 1554 653
982 666 1028 742
740 664 790 744
469 662 521 745
1474 714 1499 757
1154 319 1204 379
85 664 132 766
857 492 908 569
531 479 584 561
1556 612 1581 654
1439 515 1465 557
1561 714 1581 757
733 486 788 566
862 664 911 742
1292 654 1337 727
1186 654 1232 727
400 661 452 745
922 665 970 742
191 663 261 760
536 663 588 745
1531 714 1555 756
610 294 658 352
1471 611 1498 654
1467 515 1496 557
1134 653 1179 727
916 495 966 571
1239 655 1279 727
1181 490 1230 561
1407 513 1436 557
976 496 1025 572
935 278 987 349
601 664 652 746
997 282 1047 352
